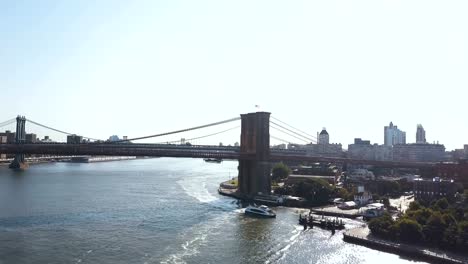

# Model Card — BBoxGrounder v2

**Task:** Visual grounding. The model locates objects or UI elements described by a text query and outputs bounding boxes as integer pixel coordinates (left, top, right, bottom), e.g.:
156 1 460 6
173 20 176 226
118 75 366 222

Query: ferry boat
244 205 276 218
204 158 222 163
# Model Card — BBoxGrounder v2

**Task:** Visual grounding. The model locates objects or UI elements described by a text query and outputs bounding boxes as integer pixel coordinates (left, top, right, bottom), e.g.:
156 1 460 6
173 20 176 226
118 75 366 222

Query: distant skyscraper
416 124 426 144
318 128 329 145
384 122 406 146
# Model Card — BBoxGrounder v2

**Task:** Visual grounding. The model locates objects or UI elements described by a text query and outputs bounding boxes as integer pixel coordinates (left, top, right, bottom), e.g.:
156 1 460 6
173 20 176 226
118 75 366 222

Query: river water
0 158 426 264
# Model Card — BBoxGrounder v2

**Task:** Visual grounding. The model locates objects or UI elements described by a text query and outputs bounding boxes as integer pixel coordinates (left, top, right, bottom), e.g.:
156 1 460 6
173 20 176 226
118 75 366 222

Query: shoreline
218 180 467 264
343 227 468 264
0 156 152 167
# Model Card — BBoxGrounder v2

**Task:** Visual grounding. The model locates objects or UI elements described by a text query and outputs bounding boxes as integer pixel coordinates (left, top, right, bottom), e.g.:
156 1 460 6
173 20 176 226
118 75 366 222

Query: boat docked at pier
244 205 276 218
204 158 222 163
299 214 345 231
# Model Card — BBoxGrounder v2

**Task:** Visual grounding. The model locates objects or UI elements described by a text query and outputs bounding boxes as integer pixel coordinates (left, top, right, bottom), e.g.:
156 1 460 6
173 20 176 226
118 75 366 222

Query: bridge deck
0 143 434 168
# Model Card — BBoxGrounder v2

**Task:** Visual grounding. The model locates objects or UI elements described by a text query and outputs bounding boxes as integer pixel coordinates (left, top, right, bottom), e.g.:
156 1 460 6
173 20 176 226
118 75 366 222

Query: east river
0 158 427 264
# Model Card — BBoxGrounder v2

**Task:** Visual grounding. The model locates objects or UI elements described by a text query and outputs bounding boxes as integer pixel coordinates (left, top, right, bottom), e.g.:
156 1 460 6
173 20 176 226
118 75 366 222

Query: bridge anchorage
9 116 28 169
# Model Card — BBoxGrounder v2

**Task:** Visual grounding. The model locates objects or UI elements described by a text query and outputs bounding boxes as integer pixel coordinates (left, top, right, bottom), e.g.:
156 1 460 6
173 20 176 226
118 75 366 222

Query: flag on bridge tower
255 105 260 111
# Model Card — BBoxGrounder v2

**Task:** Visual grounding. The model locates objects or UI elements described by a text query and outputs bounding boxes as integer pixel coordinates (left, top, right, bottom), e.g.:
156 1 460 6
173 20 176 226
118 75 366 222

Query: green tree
408 201 422 212
293 179 332 205
434 198 449 211
442 224 459 248
395 219 423 243
463 189 468 206
406 208 433 226
271 162 291 182
423 212 447 244
458 221 468 250
369 213 395 238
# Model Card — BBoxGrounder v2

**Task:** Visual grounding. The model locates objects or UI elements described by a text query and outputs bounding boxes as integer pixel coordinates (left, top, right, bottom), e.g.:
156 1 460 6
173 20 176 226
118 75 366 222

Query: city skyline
0 117 461 152
1 1 467 150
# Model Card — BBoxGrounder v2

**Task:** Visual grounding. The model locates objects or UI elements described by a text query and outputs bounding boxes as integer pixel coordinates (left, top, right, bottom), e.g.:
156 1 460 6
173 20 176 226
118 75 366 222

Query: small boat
204 158 222 163
244 205 276 218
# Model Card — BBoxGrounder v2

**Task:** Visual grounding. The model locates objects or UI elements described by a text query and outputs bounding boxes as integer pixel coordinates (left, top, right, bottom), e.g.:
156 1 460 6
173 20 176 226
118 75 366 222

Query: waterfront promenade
344 227 468 264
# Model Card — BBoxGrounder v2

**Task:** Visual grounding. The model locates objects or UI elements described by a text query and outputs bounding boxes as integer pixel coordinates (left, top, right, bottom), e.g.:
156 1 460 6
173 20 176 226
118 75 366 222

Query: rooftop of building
319 128 328 135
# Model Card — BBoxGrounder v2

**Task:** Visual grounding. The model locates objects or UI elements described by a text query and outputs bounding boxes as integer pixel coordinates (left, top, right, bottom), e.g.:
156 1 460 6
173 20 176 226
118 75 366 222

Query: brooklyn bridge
0 112 435 197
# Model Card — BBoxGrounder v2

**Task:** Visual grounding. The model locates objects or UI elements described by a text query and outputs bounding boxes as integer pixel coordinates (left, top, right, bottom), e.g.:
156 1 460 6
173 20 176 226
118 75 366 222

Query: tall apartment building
416 124 426 143
384 122 406 146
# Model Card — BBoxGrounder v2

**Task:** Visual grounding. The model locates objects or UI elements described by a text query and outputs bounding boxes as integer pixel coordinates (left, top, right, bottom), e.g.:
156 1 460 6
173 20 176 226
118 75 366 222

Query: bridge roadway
0 143 434 168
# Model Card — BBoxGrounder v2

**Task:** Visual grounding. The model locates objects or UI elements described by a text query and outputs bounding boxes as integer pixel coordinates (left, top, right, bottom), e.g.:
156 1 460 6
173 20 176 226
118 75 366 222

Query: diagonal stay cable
270 121 316 143
157 125 240 144
27 119 102 141
115 117 241 143
270 123 311 144
271 116 317 140
270 135 293 144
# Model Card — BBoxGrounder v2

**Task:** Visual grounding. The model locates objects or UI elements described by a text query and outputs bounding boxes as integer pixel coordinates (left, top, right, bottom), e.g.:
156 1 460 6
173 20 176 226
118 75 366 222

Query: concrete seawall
343 227 467 264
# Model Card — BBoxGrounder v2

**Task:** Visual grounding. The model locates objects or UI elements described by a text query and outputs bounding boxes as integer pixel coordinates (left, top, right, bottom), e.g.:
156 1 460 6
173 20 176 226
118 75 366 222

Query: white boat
244 205 276 218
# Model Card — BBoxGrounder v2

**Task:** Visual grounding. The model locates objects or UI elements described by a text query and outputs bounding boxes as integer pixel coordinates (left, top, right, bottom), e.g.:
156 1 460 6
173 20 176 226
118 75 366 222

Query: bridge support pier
238 112 271 197
9 116 28 169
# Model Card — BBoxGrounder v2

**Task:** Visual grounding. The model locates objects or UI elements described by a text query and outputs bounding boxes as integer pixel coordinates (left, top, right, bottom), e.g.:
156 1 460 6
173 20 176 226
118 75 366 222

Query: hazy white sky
1 1 467 150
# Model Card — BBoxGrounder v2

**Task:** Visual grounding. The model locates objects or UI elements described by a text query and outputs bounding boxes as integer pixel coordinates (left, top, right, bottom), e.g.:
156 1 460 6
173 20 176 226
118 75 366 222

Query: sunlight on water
0 159 428 264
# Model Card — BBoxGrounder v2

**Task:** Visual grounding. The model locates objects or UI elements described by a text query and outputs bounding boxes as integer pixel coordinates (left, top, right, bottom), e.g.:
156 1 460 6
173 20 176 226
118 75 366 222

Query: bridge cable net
113 117 241 144
271 116 318 140
269 123 313 145
26 119 103 142
270 121 316 143
269 116 341 155
270 135 293 145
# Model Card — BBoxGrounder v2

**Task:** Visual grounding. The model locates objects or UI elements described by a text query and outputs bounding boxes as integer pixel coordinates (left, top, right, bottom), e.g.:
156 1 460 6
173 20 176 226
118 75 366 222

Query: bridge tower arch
9 116 28 169
238 112 271 197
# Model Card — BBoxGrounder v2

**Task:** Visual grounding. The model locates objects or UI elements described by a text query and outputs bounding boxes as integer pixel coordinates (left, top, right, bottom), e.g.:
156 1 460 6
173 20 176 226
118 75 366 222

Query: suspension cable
0 118 16 128
270 135 292 144
270 120 316 143
114 117 241 143
157 125 240 144
270 123 311 144
271 116 317 139
26 119 101 141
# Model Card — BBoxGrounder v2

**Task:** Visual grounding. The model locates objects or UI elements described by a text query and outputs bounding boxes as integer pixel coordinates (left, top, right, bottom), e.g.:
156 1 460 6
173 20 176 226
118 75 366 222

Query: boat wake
177 175 218 204
264 225 303 264
160 213 234 264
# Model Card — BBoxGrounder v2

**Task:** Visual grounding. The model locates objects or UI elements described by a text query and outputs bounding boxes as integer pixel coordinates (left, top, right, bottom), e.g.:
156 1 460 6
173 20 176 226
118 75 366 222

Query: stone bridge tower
238 112 271 197
9 116 28 169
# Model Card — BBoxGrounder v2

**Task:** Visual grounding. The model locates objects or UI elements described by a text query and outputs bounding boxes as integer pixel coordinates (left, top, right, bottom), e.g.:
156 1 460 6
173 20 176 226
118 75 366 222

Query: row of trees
369 197 468 253
272 163 334 206
274 177 333 206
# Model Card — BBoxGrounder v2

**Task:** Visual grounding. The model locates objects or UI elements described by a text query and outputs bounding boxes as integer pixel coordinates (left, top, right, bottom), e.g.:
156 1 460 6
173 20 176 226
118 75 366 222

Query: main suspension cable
0 118 16 128
156 125 240 144
114 117 241 143
27 119 101 141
